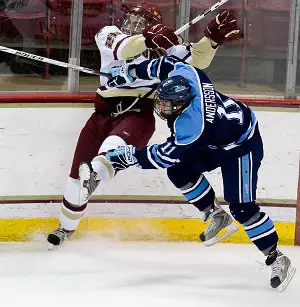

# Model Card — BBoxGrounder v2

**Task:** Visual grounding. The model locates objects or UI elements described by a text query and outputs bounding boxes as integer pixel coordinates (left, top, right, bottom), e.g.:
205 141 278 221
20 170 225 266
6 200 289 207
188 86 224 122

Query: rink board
0 201 296 245
0 218 295 245
0 108 299 200
0 104 299 244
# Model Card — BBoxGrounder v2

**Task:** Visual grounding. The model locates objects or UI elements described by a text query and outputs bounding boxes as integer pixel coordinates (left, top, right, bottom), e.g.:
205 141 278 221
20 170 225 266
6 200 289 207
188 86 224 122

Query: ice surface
0 239 299 307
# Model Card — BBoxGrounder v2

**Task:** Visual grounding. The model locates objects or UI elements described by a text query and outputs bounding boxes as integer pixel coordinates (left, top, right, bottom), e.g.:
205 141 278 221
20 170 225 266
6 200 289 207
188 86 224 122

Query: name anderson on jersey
202 82 216 124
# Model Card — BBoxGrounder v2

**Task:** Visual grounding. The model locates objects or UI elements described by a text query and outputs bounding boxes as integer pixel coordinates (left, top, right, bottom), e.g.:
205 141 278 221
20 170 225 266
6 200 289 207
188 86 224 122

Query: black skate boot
79 162 100 204
266 249 296 292
199 202 239 246
47 225 74 250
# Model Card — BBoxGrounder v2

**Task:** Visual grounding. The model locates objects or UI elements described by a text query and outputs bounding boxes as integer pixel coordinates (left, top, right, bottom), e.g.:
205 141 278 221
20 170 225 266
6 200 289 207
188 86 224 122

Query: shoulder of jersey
97 25 122 36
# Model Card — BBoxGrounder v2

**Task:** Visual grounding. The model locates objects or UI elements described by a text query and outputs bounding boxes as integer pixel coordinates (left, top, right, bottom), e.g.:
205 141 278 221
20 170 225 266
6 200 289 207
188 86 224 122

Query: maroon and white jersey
94 25 211 99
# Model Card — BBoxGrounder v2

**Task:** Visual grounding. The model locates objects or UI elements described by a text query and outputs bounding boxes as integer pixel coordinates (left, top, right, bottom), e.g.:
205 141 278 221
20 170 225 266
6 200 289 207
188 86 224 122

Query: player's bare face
121 14 147 35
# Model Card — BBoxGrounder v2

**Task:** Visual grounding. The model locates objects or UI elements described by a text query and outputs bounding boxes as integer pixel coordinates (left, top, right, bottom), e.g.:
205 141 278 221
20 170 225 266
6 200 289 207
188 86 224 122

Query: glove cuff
125 145 138 165
204 28 226 45
144 37 157 49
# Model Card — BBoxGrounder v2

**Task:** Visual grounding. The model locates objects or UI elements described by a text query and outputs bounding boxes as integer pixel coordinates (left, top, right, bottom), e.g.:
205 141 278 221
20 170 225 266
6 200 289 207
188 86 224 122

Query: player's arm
119 34 148 59
105 134 195 171
135 55 182 81
106 55 183 88
107 54 199 88
121 23 180 59
95 24 180 61
185 11 241 69
95 26 143 60
189 37 218 69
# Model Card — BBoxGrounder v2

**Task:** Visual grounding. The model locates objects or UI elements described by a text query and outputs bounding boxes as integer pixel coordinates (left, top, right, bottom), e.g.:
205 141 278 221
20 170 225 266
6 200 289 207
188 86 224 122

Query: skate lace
91 172 99 187
204 215 221 235
256 260 268 271
203 207 229 234
85 172 100 195
53 228 68 239
271 258 282 278
256 255 282 277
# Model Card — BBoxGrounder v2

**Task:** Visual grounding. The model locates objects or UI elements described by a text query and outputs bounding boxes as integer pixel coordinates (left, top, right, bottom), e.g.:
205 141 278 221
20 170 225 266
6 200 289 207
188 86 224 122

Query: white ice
0 240 299 307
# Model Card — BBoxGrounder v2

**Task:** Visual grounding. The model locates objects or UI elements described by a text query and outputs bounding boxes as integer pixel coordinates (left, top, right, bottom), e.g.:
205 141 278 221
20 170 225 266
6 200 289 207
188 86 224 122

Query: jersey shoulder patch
105 32 122 48
95 26 122 48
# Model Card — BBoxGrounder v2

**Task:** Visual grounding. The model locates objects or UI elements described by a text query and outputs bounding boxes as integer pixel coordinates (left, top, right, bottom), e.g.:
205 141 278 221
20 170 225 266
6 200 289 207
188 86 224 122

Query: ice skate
47 225 74 250
199 205 239 246
266 249 296 292
79 162 100 204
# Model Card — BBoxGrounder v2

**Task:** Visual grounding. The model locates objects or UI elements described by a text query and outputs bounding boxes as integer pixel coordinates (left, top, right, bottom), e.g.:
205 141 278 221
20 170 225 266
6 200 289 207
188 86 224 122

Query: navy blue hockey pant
167 127 278 254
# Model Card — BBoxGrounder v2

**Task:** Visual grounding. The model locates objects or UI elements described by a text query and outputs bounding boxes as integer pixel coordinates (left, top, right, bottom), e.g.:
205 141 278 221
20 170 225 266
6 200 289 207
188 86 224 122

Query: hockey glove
143 24 179 50
204 11 240 45
105 145 138 172
107 64 136 88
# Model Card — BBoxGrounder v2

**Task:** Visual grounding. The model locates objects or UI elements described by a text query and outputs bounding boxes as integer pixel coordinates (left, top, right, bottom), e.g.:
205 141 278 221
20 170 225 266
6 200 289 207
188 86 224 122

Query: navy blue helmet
154 75 194 120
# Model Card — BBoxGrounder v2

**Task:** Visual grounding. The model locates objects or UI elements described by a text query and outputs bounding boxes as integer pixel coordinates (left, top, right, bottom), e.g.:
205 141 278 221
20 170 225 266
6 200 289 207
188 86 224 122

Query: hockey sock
59 198 87 231
243 212 278 255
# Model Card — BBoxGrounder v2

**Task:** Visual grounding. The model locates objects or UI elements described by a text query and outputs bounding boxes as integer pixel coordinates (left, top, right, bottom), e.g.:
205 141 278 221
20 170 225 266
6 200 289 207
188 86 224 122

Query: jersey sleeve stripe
146 146 164 169
150 59 159 78
113 36 130 60
150 146 173 168
236 112 257 145
156 150 179 163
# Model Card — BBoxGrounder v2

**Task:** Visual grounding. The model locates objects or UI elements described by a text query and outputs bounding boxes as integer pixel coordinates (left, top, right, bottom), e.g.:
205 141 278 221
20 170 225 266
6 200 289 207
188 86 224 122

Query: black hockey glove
106 145 138 172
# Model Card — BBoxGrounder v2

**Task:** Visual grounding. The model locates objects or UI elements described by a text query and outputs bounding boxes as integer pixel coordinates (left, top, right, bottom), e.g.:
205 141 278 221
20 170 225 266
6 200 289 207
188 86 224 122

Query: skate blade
204 223 239 247
47 243 56 251
79 163 91 204
276 266 296 292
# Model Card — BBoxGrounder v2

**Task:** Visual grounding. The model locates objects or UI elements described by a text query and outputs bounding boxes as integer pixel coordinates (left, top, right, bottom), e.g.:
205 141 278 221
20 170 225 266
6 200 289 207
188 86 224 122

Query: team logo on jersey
105 32 120 48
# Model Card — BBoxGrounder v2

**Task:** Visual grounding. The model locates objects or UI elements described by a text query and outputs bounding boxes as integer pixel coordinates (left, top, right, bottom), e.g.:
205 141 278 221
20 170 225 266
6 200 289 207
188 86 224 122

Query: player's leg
167 159 238 246
78 134 126 204
47 111 109 247
79 101 155 203
221 132 295 291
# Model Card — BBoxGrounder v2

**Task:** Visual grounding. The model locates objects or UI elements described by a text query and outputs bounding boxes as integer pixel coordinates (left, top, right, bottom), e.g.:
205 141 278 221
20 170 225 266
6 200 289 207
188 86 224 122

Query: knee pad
98 135 127 154
229 201 260 224
64 177 86 206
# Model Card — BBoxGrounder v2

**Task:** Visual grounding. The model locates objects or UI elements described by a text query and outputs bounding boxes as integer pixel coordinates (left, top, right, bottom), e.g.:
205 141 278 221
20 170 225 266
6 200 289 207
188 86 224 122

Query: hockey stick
0 45 111 78
175 0 230 35
0 0 229 77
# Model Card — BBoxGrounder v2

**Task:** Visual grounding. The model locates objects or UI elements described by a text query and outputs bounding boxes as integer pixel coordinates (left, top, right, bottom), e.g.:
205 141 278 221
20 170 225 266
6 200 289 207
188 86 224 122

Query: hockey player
83 55 295 291
47 3 241 247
